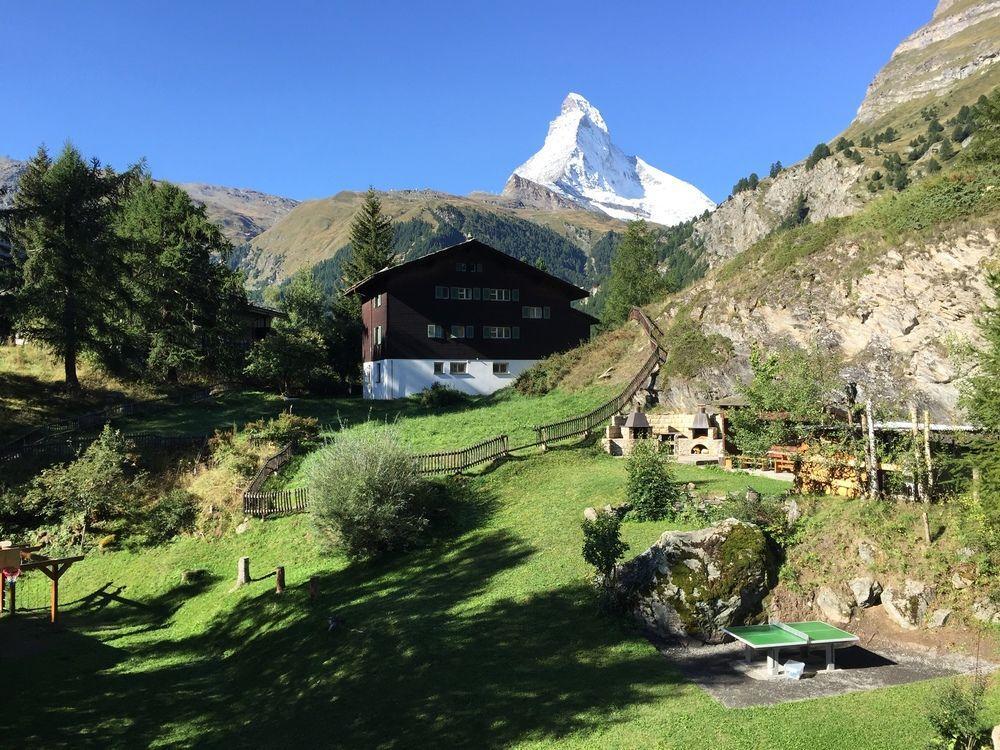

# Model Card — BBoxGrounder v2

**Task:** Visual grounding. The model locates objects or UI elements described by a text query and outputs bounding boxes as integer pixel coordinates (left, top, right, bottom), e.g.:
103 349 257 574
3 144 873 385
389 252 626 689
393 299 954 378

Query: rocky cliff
855 0 1000 126
694 157 872 265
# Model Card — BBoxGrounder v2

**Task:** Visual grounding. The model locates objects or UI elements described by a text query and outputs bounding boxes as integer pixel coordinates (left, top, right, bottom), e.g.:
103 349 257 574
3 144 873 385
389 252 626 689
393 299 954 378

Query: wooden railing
628 306 667 344
414 434 510 475
533 348 663 446
245 442 297 494
243 487 309 517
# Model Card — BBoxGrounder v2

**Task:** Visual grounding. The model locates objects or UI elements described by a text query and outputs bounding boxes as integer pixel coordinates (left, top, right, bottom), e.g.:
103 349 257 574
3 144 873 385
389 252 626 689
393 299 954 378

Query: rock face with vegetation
615 518 776 642
853 0 1000 127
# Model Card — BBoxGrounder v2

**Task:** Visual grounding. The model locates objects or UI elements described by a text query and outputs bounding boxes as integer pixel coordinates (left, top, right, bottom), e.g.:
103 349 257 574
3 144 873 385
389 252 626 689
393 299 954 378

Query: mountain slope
243 188 628 289
503 93 714 226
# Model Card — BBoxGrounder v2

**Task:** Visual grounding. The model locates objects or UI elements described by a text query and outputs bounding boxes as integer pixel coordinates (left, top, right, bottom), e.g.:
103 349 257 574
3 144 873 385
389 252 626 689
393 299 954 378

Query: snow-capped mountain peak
503 93 714 226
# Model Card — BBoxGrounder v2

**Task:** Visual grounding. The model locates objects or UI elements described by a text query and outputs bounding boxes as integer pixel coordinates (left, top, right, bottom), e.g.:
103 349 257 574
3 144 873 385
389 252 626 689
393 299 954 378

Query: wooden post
275 566 285 594
910 403 921 503
51 574 58 624
923 409 934 498
309 575 319 602
865 400 880 498
7 579 14 616
236 557 250 587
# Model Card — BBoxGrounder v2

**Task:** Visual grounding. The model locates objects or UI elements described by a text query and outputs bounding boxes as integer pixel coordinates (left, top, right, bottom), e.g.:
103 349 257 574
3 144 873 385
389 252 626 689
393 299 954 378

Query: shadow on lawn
7 485 683 748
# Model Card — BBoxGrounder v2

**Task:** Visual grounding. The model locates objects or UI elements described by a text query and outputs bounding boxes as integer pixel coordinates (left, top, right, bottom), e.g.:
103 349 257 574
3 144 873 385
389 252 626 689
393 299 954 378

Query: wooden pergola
1 546 84 624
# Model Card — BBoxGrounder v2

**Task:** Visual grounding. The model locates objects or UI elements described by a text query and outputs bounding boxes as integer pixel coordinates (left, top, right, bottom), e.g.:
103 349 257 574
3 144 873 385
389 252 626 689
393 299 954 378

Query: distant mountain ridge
503 93 715 226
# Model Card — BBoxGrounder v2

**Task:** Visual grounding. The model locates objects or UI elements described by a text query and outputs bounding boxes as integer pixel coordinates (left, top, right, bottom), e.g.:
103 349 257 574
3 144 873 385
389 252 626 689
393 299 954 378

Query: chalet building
346 239 598 400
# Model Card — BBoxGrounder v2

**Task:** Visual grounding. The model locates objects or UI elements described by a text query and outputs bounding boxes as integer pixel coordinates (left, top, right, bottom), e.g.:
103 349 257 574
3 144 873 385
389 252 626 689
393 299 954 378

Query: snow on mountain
503 93 715 226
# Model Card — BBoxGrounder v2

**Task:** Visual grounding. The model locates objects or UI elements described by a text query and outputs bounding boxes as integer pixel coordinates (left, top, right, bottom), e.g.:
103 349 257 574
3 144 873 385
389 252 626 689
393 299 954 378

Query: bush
307 424 428 559
22 425 139 549
926 678 990 750
208 429 260 480
713 490 797 548
412 382 471 409
135 489 199 545
244 412 320 446
515 348 583 395
581 512 628 611
625 440 683 521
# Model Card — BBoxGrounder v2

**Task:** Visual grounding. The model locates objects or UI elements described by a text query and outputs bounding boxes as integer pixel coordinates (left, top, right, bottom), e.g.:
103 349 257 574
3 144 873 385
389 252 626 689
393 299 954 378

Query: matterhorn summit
503 93 714 225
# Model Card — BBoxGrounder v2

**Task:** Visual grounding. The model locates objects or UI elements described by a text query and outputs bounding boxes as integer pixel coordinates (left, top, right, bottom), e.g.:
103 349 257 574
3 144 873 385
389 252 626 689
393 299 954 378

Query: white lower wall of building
362 359 536 400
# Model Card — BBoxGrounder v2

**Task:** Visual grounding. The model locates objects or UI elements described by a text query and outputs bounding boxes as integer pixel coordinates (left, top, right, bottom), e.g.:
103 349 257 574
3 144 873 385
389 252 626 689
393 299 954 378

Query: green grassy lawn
8 447 993 748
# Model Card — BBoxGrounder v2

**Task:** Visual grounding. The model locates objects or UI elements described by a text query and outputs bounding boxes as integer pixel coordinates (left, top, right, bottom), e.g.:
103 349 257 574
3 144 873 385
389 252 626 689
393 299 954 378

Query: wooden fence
0 385 217 461
243 487 309 517
533 348 663 446
0 432 208 463
245 442 297 494
414 434 510 475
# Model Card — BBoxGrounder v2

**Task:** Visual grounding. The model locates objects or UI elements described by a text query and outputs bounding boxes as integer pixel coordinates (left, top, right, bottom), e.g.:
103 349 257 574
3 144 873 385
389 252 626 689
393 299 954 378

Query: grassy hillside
9 447 997 748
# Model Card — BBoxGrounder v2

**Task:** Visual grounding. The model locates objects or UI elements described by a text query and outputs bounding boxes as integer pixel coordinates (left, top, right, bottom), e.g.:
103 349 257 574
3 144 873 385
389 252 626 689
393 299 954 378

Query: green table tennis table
722 621 859 676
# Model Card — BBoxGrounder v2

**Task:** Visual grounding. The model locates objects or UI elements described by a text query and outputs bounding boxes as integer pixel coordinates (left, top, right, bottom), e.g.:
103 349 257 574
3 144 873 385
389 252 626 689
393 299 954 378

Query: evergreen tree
116 178 245 382
601 220 666 328
938 137 956 161
927 158 942 173
246 271 334 395
0 144 140 390
342 188 395 288
965 88 1000 163
769 161 784 178
805 142 832 169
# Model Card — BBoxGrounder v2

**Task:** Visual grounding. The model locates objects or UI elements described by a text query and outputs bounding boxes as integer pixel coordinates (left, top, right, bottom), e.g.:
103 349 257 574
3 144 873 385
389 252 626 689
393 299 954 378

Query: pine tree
769 161 784 178
601 220 665 328
1 144 140 390
927 158 942 173
938 137 956 161
117 178 245 382
342 188 395 288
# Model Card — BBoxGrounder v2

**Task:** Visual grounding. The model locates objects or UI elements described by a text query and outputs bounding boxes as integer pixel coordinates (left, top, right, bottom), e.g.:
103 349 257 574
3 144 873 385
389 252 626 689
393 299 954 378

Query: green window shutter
543 306 550 319
512 288 519 302
473 287 481 300
512 326 520 339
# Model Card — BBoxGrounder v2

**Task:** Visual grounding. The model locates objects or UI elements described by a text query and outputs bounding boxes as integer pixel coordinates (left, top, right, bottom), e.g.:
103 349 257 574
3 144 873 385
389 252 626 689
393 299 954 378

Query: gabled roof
344 238 591 301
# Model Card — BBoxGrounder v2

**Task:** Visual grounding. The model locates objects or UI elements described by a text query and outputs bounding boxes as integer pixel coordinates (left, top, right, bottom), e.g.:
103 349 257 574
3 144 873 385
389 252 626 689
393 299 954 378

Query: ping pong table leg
744 645 753 664
825 644 835 671
767 649 779 676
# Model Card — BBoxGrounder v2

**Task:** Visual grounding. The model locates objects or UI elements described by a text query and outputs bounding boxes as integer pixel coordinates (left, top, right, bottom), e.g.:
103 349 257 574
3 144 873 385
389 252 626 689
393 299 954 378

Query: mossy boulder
614 518 777 642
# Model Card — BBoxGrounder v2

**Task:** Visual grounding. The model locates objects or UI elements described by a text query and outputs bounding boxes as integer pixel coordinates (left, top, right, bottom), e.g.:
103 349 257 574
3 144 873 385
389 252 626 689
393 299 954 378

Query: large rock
615 518 777 643
973 599 1000 624
882 580 934 630
816 586 853 625
850 577 883 608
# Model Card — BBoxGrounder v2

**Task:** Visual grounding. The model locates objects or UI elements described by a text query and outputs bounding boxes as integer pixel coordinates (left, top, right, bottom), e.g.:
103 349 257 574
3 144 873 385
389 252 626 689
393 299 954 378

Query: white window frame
522 306 542 319
449 361 467 375
427 324 444 339
373 293 383 308
374 325 383 345
433 361 445 375
450 324 474 339
451 286 473 300
493 362 509 375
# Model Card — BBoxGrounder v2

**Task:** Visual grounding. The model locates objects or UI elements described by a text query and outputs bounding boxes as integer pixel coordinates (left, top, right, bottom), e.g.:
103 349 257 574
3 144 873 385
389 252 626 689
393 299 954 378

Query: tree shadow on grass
6 484 685 748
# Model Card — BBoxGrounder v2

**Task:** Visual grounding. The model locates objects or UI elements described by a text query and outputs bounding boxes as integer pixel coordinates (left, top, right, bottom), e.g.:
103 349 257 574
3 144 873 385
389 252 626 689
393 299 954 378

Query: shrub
713 490 797 548
412 382 471 409
926 678 990 750
581 512 628 610
208 429 260 480
515 348 583 395
244 412 320 446
22 425 139 549
135 489 198 545
307 424 428 559
625 440 683 521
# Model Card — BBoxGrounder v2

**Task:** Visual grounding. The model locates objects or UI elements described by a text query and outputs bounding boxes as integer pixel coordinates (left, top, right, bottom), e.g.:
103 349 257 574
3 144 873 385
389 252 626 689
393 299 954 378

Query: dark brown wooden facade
349 239 597 364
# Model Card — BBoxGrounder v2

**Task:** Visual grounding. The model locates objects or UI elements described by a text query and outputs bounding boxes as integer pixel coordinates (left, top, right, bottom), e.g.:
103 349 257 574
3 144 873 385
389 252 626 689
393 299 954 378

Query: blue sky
2 1 935 204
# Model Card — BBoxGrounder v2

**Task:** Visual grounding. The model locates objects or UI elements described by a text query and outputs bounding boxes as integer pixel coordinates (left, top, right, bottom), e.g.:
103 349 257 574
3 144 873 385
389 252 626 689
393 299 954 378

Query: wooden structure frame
2 546 84 624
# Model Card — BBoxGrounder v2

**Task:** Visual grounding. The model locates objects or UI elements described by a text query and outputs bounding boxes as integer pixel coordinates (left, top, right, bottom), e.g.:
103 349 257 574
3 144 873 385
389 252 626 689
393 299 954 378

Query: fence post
309 575 319 602
275 566 285 594
236 557 250 587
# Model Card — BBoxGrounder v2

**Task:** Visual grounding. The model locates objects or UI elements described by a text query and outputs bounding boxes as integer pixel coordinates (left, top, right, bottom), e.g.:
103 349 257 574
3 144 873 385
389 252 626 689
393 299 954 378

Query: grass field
8 446 995 749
